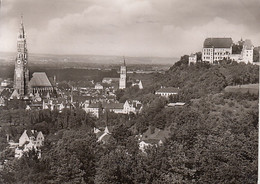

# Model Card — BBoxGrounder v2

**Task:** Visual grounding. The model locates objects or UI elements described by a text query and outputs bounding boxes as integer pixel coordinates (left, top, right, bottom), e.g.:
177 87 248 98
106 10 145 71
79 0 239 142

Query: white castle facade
201 37 254 64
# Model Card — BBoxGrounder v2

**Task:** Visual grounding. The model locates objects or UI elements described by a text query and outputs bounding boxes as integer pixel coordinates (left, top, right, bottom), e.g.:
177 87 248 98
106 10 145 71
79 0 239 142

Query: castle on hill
189 37 256 65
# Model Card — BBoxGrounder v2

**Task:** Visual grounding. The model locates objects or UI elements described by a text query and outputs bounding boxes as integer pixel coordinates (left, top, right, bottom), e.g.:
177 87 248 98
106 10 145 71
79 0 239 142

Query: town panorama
0 0 259 183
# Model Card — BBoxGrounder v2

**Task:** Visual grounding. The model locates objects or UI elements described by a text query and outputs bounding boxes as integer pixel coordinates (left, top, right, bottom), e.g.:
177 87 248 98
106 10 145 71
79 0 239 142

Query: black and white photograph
0 0 259 183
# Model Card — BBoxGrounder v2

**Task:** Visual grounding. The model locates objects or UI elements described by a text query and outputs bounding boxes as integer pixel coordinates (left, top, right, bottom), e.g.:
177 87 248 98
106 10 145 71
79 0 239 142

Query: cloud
1 0 260 57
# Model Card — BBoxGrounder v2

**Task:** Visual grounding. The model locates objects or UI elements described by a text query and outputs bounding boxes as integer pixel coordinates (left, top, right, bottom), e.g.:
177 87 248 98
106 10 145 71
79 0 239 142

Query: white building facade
189 53 197 65
15 130 44 158
155 87 179 98
241 39 254 64
202 38 233 63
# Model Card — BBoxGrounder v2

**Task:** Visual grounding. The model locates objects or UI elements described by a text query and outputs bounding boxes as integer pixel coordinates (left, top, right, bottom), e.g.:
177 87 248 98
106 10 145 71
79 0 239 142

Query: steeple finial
19 14 25 38
123 56 126 66
20 14 24 27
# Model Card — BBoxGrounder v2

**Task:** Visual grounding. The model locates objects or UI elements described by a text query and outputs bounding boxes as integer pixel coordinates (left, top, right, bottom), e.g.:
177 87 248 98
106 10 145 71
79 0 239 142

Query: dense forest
0 58 259 183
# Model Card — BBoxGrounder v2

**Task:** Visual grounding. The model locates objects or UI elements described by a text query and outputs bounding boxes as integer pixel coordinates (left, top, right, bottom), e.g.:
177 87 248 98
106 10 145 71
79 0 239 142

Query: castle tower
14 15 29 97
119 58 127 89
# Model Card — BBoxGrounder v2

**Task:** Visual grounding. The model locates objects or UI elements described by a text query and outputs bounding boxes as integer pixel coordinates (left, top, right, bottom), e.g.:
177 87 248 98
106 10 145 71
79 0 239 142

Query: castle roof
203 38 233 48
243 39 253 50
30 72 52 87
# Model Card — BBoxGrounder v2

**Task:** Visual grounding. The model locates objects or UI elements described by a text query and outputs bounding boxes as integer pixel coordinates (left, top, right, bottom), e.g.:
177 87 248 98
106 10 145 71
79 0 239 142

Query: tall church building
119 58 127 89
14 16 29 97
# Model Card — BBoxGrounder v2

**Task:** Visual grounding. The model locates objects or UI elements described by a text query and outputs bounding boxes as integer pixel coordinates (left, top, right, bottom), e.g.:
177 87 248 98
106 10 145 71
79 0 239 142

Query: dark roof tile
203 38 233 48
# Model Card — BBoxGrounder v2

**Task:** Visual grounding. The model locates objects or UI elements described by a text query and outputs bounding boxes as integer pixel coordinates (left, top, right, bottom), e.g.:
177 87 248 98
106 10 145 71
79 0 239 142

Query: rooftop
156 87 179 93
244 39 253 50
103 102 124 109
203 38 233 48
30 72 52 87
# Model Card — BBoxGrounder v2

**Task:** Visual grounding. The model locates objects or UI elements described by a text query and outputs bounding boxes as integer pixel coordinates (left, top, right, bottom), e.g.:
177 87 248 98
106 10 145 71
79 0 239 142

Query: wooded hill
0 58 259 183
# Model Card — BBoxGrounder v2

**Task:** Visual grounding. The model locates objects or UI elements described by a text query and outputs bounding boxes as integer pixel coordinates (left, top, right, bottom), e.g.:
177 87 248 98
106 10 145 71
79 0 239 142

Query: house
189 53 197 65
85 100 143 117
95 83 104 90
15 130 44 158
139 139 162 152
43 98 69 112
123 100 143 114
155 87 179 97
132 80 143 89
202 38 233 63
1 80 12 87
103 102 125 114
167 102 185 107
102 78 119 84
28 101 43 110
138 127 169 152
94 126 112 143
85 103 101 118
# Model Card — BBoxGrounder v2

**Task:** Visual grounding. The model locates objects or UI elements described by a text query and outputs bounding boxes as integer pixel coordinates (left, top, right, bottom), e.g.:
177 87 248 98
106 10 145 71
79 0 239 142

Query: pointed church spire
21 14 23 26
19 14 25 38
123 56 126 66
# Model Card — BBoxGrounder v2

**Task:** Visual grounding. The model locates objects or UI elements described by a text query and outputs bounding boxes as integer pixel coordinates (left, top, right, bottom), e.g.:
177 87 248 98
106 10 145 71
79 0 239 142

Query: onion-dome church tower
14 15 29 97
119 58 127 89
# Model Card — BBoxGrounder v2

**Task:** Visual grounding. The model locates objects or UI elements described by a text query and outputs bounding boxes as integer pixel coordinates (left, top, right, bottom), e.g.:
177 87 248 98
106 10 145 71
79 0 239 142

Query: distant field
224 84 259 94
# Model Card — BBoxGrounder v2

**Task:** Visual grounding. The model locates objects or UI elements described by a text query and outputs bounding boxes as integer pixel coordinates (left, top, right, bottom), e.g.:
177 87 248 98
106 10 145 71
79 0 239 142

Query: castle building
241 39 254 64
202 38 233 63
119 58 127 89
188 53 197 65
229 38 254 64
13 16 29 97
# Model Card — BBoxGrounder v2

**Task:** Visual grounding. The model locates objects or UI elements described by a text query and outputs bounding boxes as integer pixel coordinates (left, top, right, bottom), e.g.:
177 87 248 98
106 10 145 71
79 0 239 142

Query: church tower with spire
119 57 127 89
14 15 29 97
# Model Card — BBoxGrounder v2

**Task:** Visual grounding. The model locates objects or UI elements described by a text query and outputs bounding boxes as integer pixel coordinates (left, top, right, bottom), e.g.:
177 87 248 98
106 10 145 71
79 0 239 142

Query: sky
0 0 259 58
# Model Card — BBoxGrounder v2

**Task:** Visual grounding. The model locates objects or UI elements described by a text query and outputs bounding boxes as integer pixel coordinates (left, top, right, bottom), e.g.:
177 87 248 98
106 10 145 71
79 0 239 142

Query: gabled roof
103 102 124 109
203 38 233 48
10 89 20 99
156 87 179 93
73 95 91 103
26 130 38 138
30 72 52 87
